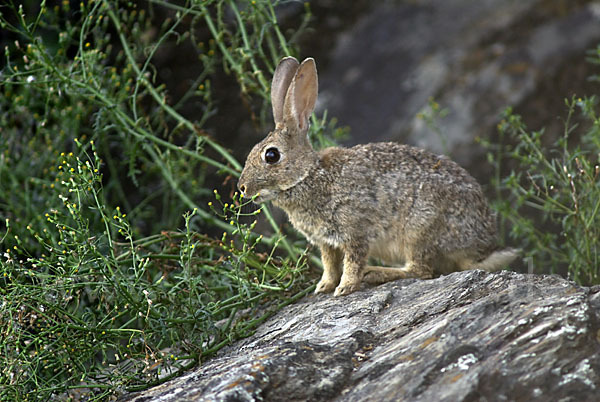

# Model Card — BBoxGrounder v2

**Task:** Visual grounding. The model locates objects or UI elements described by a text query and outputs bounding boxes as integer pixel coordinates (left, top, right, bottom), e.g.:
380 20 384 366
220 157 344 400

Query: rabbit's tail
475 248 520 272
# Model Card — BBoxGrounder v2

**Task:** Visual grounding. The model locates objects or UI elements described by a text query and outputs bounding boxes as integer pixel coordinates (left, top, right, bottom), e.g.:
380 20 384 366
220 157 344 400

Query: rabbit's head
238 57 319 203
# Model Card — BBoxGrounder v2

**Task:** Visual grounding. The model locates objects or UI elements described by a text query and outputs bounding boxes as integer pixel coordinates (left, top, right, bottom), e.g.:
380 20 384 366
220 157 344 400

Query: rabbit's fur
238 57 518 296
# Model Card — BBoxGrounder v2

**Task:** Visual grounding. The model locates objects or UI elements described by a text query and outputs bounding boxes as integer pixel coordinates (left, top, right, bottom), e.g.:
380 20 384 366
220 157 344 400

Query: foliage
416 96 450 154
486 90 600 285
0 0 334 399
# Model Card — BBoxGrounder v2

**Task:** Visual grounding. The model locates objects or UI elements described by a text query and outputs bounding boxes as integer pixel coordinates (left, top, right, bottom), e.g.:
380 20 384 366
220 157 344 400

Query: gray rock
123 270 600 401
317 0 600 168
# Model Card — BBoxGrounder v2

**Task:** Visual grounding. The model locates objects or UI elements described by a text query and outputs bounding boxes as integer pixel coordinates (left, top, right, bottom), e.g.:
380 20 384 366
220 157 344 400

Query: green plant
486 93 600 285
416 96 450 154
0 0 336 399
1 144 313 399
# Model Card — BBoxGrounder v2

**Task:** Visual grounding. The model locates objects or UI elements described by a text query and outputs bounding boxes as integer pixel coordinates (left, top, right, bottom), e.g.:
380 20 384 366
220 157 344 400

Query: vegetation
0 0 345 399
485 45 600 285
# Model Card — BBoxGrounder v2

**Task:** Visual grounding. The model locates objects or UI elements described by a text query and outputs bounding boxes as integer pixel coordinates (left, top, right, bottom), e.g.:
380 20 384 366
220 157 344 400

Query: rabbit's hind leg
363 262 433 285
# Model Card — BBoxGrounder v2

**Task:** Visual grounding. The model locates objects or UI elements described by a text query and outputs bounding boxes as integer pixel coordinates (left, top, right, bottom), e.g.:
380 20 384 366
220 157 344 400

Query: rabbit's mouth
239 182 278 203
252 188 278 203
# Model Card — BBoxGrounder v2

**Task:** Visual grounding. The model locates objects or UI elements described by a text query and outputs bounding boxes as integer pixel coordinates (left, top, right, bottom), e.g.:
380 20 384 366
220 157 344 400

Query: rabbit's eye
264 147 281 164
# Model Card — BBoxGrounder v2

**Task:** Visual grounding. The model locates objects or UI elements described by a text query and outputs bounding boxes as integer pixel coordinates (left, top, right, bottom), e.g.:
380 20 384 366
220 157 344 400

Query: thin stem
105 4 241 172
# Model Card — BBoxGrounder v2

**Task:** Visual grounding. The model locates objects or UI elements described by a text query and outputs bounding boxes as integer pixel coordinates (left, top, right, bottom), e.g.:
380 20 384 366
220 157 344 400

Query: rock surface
123 270 600 401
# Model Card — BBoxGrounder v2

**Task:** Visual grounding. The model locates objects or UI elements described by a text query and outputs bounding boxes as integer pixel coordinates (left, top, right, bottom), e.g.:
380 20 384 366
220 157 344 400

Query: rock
123 270 600 401
316 0 600 170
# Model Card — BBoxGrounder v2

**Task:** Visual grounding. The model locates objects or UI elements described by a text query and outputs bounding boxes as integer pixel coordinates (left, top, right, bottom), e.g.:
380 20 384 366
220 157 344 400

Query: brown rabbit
238 57 518 296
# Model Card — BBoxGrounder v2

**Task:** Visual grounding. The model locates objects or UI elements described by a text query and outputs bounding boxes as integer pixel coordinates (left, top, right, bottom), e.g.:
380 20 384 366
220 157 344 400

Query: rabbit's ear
284 58 318 132
271 57 300 125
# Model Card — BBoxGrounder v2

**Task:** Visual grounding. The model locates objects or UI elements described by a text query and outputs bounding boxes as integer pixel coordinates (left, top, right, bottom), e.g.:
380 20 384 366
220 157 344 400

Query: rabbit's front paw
334 279 361 296
315 278 337 294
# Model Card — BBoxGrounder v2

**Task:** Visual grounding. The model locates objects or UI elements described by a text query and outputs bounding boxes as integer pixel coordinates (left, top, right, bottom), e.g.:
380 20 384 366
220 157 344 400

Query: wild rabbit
238 57 518 296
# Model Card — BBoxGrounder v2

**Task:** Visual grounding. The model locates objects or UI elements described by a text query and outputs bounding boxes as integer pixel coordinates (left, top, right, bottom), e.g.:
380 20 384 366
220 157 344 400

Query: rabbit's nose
238 183 246 195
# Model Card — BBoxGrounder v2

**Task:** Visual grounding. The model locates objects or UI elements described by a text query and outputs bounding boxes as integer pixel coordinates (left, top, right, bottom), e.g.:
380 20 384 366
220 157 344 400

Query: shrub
0 0 338 399
486 45 600 285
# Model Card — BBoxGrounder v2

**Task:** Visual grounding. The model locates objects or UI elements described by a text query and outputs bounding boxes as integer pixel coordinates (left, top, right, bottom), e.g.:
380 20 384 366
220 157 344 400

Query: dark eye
264 147 280 164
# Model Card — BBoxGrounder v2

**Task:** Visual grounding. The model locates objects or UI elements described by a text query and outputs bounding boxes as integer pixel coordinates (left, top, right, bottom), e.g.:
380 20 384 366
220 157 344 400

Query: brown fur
238 57 518 296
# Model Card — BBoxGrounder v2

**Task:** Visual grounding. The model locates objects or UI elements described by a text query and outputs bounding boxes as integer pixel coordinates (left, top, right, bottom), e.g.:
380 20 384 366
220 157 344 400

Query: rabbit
237 56 518 296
